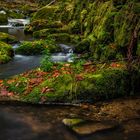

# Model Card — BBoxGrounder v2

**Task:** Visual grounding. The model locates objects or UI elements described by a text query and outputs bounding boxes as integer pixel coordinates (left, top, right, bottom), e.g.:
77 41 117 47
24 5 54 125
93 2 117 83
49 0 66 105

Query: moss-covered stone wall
29 0 140 61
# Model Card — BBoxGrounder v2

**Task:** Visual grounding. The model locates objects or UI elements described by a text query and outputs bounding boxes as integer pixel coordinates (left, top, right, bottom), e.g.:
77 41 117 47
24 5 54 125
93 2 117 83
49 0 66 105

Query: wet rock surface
63 118 118 135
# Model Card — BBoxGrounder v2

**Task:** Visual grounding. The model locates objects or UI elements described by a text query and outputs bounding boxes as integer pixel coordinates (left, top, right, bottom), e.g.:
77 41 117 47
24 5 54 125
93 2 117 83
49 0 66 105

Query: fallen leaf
76 75 84 81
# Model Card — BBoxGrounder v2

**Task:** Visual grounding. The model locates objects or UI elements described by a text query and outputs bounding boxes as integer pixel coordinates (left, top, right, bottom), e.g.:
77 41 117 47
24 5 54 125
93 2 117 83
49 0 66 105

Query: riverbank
0 60 139 104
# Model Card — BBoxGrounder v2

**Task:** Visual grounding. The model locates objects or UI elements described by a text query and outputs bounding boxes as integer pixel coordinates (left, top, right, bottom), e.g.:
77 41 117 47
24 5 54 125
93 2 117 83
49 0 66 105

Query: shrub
40 49 53 72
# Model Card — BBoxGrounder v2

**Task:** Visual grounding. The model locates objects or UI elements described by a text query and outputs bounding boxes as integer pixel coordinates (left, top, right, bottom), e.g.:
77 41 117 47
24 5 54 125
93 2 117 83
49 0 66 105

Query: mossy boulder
32 5 60 21
25 20 64 33
0 41 14 64
23 0 140 61
74 39 90 53
33 27 68 38
63 118 117 135
15 39 61 55
0 32 18 43
21 67 132 103
0 13 8 25
7 10 24 19
49 33 71 43
2 60 140 103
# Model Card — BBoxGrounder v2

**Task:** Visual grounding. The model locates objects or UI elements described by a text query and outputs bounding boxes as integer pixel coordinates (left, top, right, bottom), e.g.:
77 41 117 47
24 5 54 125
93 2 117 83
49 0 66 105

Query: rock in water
62 118 118 135
62 118 85 126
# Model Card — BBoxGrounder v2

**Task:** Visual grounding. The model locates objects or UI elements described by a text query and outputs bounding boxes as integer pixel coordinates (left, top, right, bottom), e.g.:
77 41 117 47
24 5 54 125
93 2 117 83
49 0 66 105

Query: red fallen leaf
0 87 8 96
15 83 20 87
64 63 71 67
110 63 121 68
29 78 44 85
40 96 47 103
41 87 54 94
0 80 3 86
83 61 92 66
52 72 60 78
36 71 48 77
61 67 66 71
63 71 71 75
75 75 84 81
81 104 89 109
7 92 14 96
7 79 16 84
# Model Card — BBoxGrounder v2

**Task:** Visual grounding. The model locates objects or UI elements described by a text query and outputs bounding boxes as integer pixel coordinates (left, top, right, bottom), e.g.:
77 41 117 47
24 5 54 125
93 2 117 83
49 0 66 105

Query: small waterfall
51 44 74 62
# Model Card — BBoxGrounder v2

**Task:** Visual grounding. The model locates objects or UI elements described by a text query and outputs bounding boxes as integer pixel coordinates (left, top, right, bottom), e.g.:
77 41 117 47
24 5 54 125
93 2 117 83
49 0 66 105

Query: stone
62 118 85 127
62 118 117 135
72 122 117 135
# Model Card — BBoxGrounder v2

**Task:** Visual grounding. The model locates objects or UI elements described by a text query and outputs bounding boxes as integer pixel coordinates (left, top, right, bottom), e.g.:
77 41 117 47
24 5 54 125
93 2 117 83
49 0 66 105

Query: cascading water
51 44 74 62
0 19 74 79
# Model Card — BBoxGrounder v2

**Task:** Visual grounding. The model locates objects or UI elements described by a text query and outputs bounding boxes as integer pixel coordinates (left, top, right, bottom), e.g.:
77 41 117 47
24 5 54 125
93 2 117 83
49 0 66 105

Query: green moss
63 118 85 127
7 10 24 19
114 3 137 48
25 20 64 33
22 0 140 61
15 39 61 55
0 41 14 64
137 43 140 56
32 5 60 21
0 13 7 25
49 33 71 43
69 68 129 101
33 27 68 38
0 32 18 43
74 39 90 53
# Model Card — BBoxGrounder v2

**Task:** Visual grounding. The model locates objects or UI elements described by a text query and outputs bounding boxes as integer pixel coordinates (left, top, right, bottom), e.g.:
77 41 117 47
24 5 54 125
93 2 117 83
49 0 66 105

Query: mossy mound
0 41 14 64
7 10 24 19
29 0 140 60
0 13 8 25
1 61 139 103
0 32 18 43
15 39 61 55
25 20 64 33
32 5 60 21
33 27 68 38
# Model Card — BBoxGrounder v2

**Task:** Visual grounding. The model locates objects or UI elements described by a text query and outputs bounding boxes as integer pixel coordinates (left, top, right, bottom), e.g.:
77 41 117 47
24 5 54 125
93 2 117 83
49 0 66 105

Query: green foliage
4 77 27 94
15 40 46 55
0 41 14 64
23 88 42 103
40 49 53 72
7 10 24 19
28 0 140 61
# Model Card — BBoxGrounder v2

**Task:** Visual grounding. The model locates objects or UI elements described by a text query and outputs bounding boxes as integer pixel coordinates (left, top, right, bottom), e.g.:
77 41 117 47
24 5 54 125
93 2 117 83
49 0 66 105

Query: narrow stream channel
0 19 139 140
0 20 73 79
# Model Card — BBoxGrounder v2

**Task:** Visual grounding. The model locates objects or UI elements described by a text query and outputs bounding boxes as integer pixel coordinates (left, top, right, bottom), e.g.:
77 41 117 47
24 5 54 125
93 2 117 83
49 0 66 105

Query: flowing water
0 20 74 79
0 19 138 140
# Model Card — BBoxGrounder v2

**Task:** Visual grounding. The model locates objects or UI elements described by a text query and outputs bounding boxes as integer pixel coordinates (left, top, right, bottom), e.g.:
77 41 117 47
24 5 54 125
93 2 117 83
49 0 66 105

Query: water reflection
0 105 138 140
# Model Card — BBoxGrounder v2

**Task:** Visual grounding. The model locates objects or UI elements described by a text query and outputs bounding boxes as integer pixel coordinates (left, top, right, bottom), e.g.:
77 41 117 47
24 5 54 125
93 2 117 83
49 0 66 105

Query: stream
0 19 139 140
0 20 73 79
